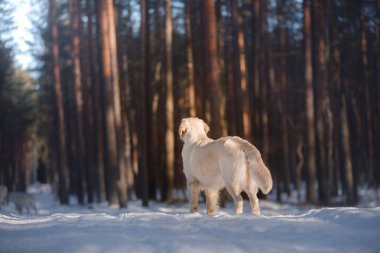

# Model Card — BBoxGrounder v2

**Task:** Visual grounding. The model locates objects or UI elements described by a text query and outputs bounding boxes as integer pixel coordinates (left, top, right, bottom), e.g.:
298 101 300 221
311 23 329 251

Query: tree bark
203 0 221 138
304 0 317 203
97 0 119 205
277 0 290 197
185 0 196 117
230 0 244 138
360 0 374 185
139 0 150 207
165 0 175 203
106 0 129 208
49 0 69 204
68 0 85 205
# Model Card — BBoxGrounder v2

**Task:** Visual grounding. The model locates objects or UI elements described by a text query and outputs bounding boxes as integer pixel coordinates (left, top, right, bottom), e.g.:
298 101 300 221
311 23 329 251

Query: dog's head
179 117 209 141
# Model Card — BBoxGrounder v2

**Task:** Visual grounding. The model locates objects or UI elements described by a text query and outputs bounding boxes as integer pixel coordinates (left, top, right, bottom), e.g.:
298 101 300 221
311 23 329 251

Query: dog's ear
203 120 210 134
179 119 191 140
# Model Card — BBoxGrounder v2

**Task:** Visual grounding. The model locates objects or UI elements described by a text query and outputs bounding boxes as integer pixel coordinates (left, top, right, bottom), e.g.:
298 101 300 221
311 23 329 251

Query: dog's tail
242 140 273 194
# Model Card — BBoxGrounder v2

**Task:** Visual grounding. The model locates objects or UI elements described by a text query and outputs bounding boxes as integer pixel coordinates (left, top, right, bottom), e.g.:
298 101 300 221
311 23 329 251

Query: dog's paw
190 206 199 213
207 209 217 216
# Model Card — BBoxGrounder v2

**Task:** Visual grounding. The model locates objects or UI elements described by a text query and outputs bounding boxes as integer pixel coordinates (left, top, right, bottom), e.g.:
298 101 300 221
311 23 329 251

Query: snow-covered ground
0 185 380 253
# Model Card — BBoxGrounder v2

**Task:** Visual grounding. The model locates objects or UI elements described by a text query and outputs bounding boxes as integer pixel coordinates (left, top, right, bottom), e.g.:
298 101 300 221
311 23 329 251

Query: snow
1 185 380 253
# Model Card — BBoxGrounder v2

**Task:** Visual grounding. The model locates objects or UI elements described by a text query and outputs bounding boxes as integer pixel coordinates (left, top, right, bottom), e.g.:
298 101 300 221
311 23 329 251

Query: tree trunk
81 0 94 204
165 0 175 203
68 0 85 205
91 0 106 203
139 0 150 207
203 0 221 138
49 0 69 204
277 0 290 197
97 0 119 205
313 0 333 203
304 0 317 203
230 0 244 138
185 0 196 117
252 0 261 143
106 0 129 208
222 2 235 136
360 0 374 185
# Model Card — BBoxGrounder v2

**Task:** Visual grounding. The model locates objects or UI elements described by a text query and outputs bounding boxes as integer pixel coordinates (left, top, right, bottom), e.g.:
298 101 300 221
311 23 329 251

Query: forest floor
0 185 380 253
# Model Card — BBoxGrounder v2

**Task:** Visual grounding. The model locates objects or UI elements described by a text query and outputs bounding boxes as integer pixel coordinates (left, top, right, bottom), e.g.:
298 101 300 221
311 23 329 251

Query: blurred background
0 0 379 208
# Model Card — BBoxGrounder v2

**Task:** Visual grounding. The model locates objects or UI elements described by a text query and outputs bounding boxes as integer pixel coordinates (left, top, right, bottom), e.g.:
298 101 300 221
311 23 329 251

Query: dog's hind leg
205 189 219 215
247 186 260 215
188 180 200 213
226 185 243 214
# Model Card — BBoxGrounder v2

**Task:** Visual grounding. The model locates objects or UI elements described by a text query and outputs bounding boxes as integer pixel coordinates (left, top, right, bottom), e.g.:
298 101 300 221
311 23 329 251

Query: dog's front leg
205 189 219 215
188 180 200 213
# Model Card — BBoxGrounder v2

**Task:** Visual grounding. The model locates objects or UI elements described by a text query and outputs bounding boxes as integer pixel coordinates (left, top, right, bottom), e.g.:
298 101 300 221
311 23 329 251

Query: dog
6 192 38 214
179 117 272 215
0 185 7 205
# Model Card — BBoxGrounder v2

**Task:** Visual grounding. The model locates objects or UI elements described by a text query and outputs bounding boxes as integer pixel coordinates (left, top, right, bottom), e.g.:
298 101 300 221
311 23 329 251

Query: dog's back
8 192 37 214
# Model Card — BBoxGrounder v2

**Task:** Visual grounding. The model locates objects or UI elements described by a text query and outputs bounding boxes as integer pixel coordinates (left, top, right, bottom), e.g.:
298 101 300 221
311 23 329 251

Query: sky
11 0 34 70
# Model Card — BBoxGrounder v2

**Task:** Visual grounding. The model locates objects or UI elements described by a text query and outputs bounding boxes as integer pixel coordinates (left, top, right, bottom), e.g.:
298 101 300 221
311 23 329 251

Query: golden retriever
179 117 272 215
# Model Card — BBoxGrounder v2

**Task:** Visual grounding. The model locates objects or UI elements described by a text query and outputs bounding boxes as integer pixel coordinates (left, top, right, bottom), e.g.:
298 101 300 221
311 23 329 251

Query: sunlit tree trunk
203 0 221 138
185 0 196 117
109 0 129 208
304 0 317 203
165 0 175 203
97 0 119 205
49 0 69 204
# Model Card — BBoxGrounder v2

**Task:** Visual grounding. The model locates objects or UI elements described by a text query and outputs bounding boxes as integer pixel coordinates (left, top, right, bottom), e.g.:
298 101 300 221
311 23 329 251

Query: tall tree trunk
304 0 317 203
81 0 94 204
191 0 205 118
277 0 290 197
49 0 69 204
165 0 175 203
222 1 235 136
313 0 333 203
68 0 85 205
252 0 261 143
139 0 150 207
90 0 106 203
185 0 196 117
203 0 221 138
375 0 380 185
329 0 356 203
230 0 244 138
260 0 269 163
106 0 129 208
360 0 374 185
97 0 119 205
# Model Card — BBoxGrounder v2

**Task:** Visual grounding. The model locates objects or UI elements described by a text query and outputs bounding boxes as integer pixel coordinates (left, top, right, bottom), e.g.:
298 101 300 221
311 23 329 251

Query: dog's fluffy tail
242 140 273 194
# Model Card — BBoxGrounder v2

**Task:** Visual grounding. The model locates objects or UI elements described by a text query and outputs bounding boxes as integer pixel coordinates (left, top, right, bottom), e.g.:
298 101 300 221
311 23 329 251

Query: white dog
7 192 38 214
179 117 272 215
